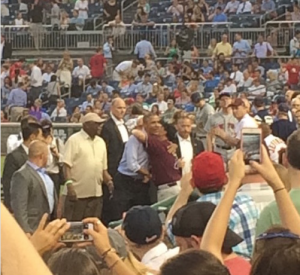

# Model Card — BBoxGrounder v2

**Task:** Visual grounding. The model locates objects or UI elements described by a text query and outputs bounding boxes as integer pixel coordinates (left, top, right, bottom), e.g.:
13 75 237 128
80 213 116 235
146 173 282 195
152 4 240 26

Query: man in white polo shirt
112 59 140 81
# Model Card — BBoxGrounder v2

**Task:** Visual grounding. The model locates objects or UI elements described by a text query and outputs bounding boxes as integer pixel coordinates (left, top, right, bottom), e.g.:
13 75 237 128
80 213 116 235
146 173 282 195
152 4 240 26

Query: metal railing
121 0 138 21
1 21 298 52
1 25 104 51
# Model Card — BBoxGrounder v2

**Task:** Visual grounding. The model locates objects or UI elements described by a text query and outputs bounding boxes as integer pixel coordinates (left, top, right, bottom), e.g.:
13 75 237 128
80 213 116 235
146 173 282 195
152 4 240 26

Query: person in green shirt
255 130 300 236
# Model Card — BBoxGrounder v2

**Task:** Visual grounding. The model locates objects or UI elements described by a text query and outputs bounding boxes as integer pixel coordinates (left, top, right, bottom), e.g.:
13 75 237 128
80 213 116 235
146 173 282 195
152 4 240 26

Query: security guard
205 92 237 165
191 92 215 148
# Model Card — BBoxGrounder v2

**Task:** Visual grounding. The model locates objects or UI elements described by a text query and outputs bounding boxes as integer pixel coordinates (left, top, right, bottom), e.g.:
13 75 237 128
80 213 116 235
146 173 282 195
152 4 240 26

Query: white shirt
222 83 237 94
111 113 129 143
72 65 91 79
248 85 266 97
224 0 240 13
115 60 132 73
50 107 67 118
7 133 23 154
0 42 4 60
177 134 193 175
167 4 183 16
42 72 54 83
290 37 300 56
230 71 243 84
156 101 168 113
141 243 179 272
30 65 43 87
264 134 287 163
235 113 258 140
236 1 252 14
75 0 89 19
14 18 24 25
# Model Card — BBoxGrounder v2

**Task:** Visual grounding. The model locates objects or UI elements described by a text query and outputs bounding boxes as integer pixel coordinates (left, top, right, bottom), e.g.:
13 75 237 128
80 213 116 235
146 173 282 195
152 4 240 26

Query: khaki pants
10 106 25 122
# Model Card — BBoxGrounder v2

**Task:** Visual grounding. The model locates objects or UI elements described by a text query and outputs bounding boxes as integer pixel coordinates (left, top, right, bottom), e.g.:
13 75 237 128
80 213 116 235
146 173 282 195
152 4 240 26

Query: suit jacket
2 145 28 211
101 118 128 177
2 42 12 59
10 163 57 233
172 133 205 174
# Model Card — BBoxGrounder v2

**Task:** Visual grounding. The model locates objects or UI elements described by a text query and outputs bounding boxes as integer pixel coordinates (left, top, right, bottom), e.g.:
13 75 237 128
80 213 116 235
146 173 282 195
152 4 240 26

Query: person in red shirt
284 58 300 89
89 47 107 81
9 58 26 79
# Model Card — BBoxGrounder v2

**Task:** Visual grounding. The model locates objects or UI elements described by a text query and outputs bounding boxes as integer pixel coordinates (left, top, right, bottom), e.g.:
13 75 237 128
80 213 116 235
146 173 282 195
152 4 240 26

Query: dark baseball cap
278 103 290 113
229 98 246 108
171 202 243 249
122 206 162 245
191 92 204 103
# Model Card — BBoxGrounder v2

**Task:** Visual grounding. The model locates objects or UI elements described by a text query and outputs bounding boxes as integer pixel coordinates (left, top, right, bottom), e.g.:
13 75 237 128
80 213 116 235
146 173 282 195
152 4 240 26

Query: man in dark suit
1 35 12 61
11 140 57 233
172 115 204 175
2 117 43 211
101 98 129 224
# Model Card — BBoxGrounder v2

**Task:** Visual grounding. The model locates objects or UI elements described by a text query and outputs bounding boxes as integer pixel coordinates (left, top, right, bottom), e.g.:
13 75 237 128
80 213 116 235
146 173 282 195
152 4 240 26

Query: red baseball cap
192 152 227 190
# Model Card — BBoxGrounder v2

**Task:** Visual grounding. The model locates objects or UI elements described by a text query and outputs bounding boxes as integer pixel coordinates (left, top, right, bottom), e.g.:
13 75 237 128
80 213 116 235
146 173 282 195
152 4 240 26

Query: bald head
111 98 126 120
28 140 48 160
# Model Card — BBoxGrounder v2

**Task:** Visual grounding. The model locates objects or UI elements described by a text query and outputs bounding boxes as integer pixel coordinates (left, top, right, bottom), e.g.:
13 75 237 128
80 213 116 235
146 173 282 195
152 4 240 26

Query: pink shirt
225 256 251 275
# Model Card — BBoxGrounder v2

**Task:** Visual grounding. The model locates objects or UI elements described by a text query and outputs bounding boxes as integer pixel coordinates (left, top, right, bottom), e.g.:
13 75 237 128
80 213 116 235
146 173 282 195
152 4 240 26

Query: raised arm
131 129 147 143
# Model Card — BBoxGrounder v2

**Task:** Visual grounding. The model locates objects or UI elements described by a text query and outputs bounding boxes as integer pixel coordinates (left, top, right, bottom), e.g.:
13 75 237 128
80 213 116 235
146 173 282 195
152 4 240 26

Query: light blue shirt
103 42 114 59
81 100 94 112
27 161 55 213
233 39 251 58
102 85 114 96
134 40 157 59
120 83 137 98
213 13 227 22
7 88 27 107
86 84 102 96
118 135 149 178
261 0 275 11
136 81 153 98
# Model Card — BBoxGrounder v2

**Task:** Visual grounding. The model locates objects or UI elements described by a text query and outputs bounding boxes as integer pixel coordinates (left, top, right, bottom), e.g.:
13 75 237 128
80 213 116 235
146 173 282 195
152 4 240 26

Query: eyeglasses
256 232 300 241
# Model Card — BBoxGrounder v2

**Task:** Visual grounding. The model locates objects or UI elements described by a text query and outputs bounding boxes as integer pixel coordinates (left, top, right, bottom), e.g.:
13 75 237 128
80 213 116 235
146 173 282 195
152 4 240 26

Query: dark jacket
2 41 12 59
2 145 28 211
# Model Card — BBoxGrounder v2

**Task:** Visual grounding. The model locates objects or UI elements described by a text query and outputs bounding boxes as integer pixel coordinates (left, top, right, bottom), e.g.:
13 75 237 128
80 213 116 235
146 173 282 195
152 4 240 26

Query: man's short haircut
143 112 158 124
131 103 144 115
287 130 300 170
22 122 42 141
20 115 38 129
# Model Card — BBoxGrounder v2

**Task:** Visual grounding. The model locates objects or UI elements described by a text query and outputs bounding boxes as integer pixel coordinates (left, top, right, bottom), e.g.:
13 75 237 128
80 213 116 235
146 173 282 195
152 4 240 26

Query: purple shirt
146 134 181 186
7 88 27 107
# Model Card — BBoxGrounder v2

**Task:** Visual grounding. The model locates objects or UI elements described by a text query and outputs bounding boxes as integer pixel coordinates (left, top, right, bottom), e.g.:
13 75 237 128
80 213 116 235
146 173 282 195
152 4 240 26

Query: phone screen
242 133 261 165
60 222 90 242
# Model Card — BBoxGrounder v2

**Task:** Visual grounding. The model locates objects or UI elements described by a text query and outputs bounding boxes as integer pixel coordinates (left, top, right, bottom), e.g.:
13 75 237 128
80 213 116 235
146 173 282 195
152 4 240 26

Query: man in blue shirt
134 33 157 65
103 36 114 77
7 82 27 107
113 118 151 220
233 33 251 62
86 80 102 96
211 7 227 22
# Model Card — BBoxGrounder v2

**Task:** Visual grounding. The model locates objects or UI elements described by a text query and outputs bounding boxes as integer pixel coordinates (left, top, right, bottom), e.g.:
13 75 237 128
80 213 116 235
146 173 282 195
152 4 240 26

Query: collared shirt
230 70 243 84
31 65 43 87
118 135 149 177
80 100 94 112
7 88 27 107
63 130 107 198
141 242 179 271
136 82 153 98
146 134 181 186
72 65 91 79
103 42 113 59
254 42 273 58
162 107 177 124
50 107 67 118
74 0 89 19
197 192 259 257
233 39 251 58
235 114 258 140
177 133 193 175
290 37 300 56
213 13 228 22
236 1 252 14
111 113 129 143
27 161 54 213
224 0 240 12
213 42 232 57
120 83 137 98
102 85 114 96
86 84 102 96
134 40 157 59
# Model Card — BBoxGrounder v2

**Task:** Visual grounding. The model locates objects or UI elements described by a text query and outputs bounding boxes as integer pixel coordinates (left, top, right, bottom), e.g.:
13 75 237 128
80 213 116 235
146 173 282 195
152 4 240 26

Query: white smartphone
241 128 262 167
60 222 93 243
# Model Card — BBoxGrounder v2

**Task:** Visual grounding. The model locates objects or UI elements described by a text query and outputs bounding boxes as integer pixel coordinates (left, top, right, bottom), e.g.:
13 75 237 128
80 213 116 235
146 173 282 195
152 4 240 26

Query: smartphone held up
60 222 93 243
241 128 262 167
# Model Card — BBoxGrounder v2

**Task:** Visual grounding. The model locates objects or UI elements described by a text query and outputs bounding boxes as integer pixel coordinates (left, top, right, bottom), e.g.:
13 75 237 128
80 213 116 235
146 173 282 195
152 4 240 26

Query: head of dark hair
286 130 300 170
22 122 42 141
20 115 38 129
160 249 230 275
143 112 158 124
50 74 57 82
40 119 53 138
47 248 100 275
131 103 144 115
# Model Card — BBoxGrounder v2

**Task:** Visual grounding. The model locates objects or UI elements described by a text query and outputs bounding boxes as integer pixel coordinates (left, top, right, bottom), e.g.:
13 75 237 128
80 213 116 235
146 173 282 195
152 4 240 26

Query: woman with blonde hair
266 70 282 93
57 51 73 90
207 38 217 56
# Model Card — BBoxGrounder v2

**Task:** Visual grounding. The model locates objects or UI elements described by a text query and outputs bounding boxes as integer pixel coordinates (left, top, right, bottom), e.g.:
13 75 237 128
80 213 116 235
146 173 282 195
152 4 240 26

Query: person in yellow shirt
212 34 232 60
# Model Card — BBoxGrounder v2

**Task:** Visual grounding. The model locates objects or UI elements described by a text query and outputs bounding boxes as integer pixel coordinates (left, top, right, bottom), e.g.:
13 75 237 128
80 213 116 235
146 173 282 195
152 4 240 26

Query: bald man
101 98 129 224
10 140 57 233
